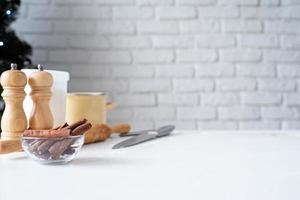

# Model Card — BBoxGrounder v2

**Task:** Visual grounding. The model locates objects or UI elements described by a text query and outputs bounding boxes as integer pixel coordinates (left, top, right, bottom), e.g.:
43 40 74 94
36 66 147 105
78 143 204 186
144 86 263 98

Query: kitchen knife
112 125 175 149
112 133 156 149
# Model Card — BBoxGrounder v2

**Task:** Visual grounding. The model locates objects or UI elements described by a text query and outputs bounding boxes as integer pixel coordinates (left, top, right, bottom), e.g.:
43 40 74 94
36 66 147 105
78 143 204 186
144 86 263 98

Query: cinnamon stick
66 119 87 131
52 122 68 130
28 140 45 153
23 129 71 138
71 122 92 136
37 140 57 155
52 125 61 130
49 139 73 160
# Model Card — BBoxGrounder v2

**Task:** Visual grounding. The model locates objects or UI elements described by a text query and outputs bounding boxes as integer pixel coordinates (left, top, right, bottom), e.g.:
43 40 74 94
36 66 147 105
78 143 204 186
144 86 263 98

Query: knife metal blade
119 129 154 137
112 132 157 149
113 125 175 149
120 125 175 137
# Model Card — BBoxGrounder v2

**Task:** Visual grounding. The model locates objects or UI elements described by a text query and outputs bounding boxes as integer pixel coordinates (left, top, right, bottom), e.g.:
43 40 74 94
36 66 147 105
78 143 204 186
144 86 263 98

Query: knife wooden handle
0 139 23 154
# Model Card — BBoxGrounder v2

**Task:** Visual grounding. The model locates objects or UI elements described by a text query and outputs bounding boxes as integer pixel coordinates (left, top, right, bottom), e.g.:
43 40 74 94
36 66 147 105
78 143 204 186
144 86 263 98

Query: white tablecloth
1 131 300 200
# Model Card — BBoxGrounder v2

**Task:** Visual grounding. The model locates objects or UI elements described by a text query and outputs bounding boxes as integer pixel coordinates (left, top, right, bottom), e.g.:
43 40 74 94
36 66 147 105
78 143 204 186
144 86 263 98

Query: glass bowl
21 135 84 165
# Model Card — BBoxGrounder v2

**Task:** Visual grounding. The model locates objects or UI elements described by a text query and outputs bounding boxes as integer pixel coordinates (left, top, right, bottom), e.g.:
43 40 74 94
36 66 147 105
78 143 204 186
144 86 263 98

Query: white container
22 69 70 127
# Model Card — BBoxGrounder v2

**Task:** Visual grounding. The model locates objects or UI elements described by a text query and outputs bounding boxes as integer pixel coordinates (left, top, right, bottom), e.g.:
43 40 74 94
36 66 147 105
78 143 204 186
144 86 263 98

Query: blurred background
7 0 300 130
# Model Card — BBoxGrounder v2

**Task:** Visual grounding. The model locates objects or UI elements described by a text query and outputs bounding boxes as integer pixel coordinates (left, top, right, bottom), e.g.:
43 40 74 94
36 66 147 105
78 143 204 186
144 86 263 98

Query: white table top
1 131 300 200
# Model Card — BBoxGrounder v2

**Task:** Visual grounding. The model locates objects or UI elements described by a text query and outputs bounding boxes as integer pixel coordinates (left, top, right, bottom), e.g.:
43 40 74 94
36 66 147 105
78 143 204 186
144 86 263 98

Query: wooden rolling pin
84 123 131 144
0 139 22 154
110 123 131 135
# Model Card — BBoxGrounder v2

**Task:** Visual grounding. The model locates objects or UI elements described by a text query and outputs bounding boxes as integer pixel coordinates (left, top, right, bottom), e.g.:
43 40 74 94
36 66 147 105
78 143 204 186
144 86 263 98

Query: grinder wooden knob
29 64 54 129
0 63 27 140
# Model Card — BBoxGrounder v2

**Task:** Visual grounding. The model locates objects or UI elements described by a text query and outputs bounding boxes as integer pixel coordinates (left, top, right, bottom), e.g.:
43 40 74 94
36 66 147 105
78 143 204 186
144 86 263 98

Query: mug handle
106 102 116 110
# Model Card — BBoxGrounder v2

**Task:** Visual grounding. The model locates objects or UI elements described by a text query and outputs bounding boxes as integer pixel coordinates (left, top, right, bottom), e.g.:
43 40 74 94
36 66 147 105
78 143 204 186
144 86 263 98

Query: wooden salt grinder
0 63 27 140
29 64 54 129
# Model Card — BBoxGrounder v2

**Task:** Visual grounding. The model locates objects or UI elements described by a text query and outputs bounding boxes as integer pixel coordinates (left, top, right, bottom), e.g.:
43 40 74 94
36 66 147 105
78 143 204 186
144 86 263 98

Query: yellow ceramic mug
65 92 115 125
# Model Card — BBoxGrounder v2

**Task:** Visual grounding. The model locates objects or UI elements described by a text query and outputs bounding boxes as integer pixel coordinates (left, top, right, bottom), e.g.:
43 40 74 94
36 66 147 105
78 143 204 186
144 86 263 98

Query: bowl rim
22 135 84 140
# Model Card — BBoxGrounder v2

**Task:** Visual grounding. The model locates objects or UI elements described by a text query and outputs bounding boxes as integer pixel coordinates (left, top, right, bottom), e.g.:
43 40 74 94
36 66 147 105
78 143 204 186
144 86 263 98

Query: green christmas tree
0 0 32 110
0 0 32 68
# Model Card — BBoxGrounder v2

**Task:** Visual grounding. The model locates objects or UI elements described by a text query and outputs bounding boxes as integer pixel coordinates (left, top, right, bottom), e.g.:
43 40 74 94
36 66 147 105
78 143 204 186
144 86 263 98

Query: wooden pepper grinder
0 63 27 140
29 64 54 129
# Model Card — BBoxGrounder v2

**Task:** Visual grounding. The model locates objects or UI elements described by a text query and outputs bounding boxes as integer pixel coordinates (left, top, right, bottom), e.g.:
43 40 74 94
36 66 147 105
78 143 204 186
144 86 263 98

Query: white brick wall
14 0 300 130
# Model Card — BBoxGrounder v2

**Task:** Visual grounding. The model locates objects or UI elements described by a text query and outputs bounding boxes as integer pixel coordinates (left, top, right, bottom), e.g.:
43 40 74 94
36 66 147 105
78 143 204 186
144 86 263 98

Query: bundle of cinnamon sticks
23 119 92 160
24 118 92 137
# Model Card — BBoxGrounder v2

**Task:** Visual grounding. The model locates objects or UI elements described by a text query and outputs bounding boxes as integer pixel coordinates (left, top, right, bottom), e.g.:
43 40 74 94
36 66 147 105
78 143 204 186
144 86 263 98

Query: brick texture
15 0 300 130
